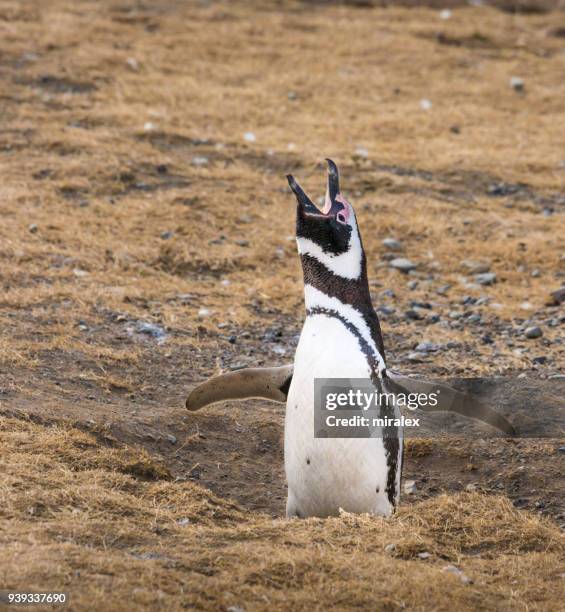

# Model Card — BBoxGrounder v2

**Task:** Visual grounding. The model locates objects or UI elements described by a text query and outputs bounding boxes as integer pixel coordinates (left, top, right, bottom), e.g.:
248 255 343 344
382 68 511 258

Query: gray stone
383 237 402 251
415 342 441 352
524 326 543 339
404 480 417 494
462 260 490 274
475 272 497 285
390 258 416 273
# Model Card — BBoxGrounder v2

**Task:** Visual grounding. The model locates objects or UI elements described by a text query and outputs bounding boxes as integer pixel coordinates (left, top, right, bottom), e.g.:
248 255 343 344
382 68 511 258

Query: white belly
285 314 402 518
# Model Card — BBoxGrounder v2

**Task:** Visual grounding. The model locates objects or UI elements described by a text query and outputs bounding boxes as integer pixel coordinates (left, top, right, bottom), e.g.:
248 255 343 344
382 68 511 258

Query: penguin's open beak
286 159 345 220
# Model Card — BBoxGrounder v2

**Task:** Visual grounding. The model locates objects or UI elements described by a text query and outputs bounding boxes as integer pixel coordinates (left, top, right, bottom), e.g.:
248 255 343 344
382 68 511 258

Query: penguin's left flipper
386 370 516 436
186 364 293 411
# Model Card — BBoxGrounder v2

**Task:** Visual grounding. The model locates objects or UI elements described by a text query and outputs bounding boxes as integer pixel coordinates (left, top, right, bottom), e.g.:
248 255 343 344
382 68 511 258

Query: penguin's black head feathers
287 160 364 278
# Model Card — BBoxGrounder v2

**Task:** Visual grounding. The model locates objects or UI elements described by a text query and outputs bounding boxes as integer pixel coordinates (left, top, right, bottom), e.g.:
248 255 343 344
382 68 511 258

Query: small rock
531 269 540 278
444 564 473 584
436 284 451 295
243 132 256 142
510 76 525 92
548 288 565 305
462 260 490 274
28 223 38 233
167 434 177 445
407 352 427 362
235 239 249 247
449 310 463 319
160 231 173 240
355 146 369 158
177 518 190 526
532 356 548 365
390 258 416 273
287 91 297 100
417 552 431 559
191 156 209 167
407 280 419 290
383 238 402 251
420 99 432 111
404 480 417 494
384 543 396 554
198 308 211 318
415 342 441 352
524 326 543 339
475 272 497 285
143 122 155 132
439 9 452 19
465 483 477 492
405 310 423 321
156 164 168 174
126 57 139 71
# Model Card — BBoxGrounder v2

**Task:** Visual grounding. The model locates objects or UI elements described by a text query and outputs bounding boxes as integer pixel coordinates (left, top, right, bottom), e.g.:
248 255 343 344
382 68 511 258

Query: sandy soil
0 0 564 610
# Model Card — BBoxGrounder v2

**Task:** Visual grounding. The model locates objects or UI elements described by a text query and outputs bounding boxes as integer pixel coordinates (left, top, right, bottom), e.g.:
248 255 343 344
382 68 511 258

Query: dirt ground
0 0 564 610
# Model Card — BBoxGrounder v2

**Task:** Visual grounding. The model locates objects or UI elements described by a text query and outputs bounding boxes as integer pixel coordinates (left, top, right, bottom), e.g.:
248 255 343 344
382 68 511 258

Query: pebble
449 310 463 319
510 76 525 92
439 9 452 19
420 99 432 111
549 288 565 305
177 518 190 526
475 272 497 285
143 122 155 132
390 258 416 273
167 434 177 445
198 308 211 318
384 543 396 554
383 237 402 251
126 57 139 71
524 326 543 339
444 564 473 584
377 305 395 316
462 260 490 274
287 91 297 100
191 156 209 167
28 223 38 233
407 352 427 362
465 483 477 492
415 342 441 352
243 132 256 142
436 284 451 295
160 231 173 240
404 480 417 494
417 552 430 559
405 310 423 321
355 146 369 158
408 280 419 290
135 321 167 342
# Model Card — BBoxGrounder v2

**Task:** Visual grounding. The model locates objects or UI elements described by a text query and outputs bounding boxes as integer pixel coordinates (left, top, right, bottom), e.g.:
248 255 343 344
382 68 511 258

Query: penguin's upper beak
286 159 345 220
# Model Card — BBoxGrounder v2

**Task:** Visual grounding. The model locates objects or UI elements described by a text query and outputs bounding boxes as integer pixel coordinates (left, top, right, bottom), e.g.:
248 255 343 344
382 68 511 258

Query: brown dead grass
0 0 564 378
1 416 563 611
1 1 564 608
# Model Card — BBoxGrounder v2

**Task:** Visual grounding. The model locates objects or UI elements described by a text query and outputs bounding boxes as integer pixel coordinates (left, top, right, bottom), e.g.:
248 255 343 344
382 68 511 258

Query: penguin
185 160 515 518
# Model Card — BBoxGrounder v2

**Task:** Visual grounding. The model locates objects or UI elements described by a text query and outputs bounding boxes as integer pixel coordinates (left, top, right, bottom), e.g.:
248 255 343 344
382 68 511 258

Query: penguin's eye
336 212 347 225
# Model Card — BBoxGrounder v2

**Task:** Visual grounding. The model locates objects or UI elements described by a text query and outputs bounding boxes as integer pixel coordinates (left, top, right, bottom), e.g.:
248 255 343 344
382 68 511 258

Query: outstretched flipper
186 365 294 411
386 370 516 436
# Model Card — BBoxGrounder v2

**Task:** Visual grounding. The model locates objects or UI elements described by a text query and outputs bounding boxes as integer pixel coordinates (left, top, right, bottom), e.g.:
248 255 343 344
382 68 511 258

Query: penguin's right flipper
186 364 294 411
386 370 516 436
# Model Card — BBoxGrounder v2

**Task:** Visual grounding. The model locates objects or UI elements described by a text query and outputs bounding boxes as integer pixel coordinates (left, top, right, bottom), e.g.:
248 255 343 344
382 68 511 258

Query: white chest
284 314 402 518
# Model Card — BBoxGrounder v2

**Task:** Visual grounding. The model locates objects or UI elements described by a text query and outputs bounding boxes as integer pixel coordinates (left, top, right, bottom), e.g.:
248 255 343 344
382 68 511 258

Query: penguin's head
287 159 364 280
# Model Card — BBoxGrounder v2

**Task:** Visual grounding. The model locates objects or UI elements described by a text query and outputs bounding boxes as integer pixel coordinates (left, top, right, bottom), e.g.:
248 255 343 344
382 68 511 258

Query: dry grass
1 416 563 611
1 1 564 608
0 0 563 378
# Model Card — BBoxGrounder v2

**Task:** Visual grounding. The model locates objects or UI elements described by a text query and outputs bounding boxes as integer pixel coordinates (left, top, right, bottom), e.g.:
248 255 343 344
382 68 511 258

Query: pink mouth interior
322 193 351 222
